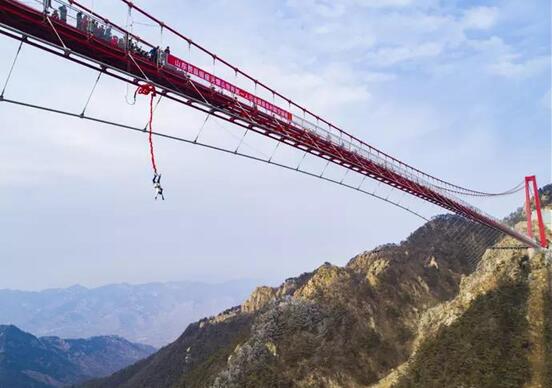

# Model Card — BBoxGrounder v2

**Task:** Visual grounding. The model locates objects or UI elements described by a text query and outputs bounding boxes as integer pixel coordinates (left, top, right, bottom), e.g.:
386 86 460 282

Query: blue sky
0 0 549 290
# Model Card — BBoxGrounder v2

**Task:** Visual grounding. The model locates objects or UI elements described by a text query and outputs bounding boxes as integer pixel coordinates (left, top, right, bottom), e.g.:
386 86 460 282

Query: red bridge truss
0 0 548 249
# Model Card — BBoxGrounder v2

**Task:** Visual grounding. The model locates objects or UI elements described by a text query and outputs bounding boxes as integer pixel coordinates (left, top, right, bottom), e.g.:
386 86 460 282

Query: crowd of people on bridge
44 1 172 66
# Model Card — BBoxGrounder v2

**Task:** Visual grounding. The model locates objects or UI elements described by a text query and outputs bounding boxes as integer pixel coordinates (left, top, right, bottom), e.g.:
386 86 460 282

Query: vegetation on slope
545 263 552 387
396 278 530 388
85 215 502 387
504 183 552 227
81 188 552 388
83 312 252 388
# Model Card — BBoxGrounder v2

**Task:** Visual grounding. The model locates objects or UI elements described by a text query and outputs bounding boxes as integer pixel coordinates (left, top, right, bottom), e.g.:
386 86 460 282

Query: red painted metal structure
524 176 548 248
0 0 545 249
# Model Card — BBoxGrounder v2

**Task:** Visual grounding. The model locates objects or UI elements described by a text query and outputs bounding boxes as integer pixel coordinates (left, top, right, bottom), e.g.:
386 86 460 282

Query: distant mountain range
0 280 257 347
0 324 155 387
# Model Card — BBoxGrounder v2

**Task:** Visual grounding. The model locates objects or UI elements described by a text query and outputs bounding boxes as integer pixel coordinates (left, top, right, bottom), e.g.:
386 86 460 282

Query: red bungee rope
136 83 158 175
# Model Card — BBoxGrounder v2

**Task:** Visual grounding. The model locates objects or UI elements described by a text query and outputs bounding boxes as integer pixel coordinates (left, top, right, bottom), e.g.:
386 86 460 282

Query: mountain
379 237 550 387
0 280 257 347
83 184 551 388
0 325 155 387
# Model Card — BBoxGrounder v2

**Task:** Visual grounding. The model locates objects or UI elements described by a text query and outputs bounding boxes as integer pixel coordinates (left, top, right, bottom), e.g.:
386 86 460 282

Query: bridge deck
0 0 540 248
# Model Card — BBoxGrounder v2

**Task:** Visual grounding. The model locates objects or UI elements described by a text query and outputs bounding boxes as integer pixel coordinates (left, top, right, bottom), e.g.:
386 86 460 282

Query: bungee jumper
153 174 164 200
135 82 165 200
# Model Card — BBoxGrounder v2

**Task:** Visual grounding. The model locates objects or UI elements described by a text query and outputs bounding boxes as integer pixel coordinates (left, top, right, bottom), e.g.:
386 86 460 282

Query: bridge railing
17 2 482 207
4 0 540 247
31 0 454 197
119 0 494 197
25 0 499 200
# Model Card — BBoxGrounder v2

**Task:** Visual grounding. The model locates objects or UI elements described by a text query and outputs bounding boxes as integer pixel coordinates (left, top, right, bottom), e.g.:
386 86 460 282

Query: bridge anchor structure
0 0 548 254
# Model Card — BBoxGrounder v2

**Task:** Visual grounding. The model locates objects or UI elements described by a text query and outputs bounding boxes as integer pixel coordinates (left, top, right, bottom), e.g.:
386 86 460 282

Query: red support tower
524 176 548 248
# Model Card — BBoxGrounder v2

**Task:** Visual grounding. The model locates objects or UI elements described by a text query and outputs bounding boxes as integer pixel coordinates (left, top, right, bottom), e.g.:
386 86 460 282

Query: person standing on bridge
58 4 67 23
82 15 89 33
158 46 170 65
149 46 159 64
76 11 83 30
42 0 51 13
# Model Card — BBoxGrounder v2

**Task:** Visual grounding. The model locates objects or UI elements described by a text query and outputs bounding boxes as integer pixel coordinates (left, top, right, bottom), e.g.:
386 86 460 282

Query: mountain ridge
83 214 500 387
0 279 258 347
0 324 156 388
83 184 552 387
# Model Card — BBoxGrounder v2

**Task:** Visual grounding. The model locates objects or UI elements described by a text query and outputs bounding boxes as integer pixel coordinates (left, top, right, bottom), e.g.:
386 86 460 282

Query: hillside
0 280 257 347
379 235 551 387
83 185 552 387
0 325 155 387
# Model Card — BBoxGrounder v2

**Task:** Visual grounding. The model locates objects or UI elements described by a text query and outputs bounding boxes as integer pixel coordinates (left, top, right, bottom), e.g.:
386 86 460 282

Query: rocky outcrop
84 185 552 388
85 214 502 388
379 243 550 387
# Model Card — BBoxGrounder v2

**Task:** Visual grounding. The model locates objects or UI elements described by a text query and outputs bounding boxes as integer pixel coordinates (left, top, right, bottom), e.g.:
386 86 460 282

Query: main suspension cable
0 95 429 222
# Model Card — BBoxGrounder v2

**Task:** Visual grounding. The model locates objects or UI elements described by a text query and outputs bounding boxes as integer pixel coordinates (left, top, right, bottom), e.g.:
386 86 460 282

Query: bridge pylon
525 176 548 248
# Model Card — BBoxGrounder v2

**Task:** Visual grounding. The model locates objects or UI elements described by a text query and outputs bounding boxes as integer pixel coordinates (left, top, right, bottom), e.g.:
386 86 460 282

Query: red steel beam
0 0 542 249
119 0 510 198
525 177 534 239
525 175 548 248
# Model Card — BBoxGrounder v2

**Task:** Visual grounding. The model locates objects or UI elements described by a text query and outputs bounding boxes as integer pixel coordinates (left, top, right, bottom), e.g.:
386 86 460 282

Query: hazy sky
0 0 550 290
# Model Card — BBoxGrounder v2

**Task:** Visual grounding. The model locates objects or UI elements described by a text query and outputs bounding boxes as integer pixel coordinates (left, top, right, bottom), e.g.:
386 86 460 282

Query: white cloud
363 71 397 82
463 6 499 30
285 0 347 18
365 42 443 66
489 55 549 79
541 89 551 111
353 0 415 8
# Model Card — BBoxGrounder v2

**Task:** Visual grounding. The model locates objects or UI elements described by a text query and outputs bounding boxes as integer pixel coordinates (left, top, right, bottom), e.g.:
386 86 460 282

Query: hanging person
153 174 164 200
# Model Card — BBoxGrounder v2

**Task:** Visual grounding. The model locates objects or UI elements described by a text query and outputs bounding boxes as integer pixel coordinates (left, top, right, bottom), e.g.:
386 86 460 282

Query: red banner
167 54 291 121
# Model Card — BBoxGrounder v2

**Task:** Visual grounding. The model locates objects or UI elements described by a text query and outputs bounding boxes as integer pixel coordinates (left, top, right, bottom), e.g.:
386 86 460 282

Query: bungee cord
134 83 158 174
134 82 164 200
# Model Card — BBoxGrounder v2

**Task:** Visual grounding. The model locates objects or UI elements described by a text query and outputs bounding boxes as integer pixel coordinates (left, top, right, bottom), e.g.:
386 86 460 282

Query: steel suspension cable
0 95 429 222
80 71 102 116
434 181 525 198
0 40 23 98
115 0 526 199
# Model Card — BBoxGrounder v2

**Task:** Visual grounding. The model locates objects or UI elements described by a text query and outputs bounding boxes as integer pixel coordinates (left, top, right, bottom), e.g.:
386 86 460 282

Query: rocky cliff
84 185 552 388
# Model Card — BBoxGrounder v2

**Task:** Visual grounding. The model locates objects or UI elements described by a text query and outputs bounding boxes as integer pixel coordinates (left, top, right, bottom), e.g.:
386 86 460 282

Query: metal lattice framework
0 0 547 249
